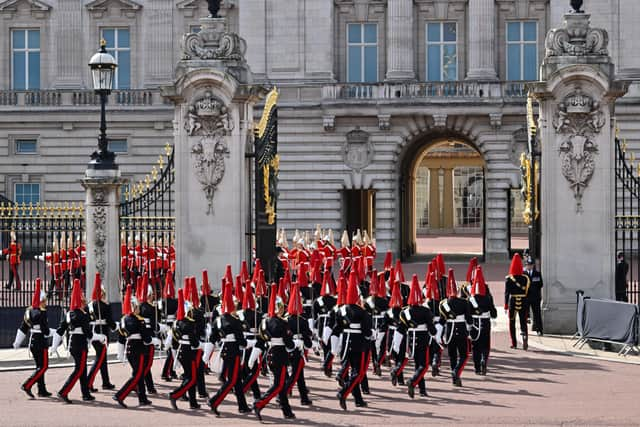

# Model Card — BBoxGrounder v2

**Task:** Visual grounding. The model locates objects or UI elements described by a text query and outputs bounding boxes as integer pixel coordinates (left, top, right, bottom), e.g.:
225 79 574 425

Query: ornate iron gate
614 135 640 304
119 144 175 296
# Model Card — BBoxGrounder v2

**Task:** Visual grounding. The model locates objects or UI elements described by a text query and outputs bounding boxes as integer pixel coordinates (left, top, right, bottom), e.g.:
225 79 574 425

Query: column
466 0 498 80
442 168 454 229
143 0 175 86
428 168 440 229
53 0 83 88
386 0 415 81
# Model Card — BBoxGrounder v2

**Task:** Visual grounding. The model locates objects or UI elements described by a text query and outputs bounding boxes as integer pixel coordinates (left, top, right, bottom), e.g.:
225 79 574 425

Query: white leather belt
166 315 176 321
473 313 491 319
349 323 361 329
270 337 284 346
204 312 213 319
408 324 428 332
344 329 361 334
373 315 384 320
32 325 42 332
222 334 236 343
70 327 84 335
91 319 107 325
128 333 142 340
179 340 190 345
447 315 466 323
303 302 313 307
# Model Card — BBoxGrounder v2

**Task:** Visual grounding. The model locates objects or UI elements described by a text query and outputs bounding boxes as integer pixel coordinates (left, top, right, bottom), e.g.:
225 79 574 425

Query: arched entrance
400 135 486 259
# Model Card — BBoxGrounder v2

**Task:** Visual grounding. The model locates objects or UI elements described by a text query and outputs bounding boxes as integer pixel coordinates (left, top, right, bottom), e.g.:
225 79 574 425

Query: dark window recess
344 189 376 240
15 139 37 154
108 139 128 153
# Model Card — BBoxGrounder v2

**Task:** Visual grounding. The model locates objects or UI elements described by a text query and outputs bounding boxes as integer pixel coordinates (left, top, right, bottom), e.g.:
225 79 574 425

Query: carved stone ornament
182 22 247 61
185 91 233 215
343 127 374 172
552 87 605 212
92 206 107 277
545 13 608 57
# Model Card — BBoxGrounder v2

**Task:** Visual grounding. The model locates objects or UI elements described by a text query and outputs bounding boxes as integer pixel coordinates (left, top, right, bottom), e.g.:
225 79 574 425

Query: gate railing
614 136 640 304
119 144 175 295
0 202 85 308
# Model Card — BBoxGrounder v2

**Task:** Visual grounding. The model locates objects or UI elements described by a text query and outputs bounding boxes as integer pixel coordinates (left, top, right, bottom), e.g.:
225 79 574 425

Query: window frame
15 138 38 155
100 27 131 90
108 138 129 154
425 21 458 82
14 182 41 205
11 28 40 90
506 20 538 81
346 22 379 83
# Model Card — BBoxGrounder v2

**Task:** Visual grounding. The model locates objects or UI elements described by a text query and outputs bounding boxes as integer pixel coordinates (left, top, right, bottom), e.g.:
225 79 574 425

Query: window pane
117 51 131 89
523 22 537 42
507 22 521 42
507 44 521 80
13 52 26 90
348 46 362 82
109 139 128 153
348 24 361 44
118 29 130 48
443 23 456 42
363 24 377 43
443 45 457 81
16 140 37 154
12 30 25 49
364 46 377 82
28 30 40 49
427 45 441 81
523 44 537 80
103 29 115 48
427 23 441 42
28 52 40 89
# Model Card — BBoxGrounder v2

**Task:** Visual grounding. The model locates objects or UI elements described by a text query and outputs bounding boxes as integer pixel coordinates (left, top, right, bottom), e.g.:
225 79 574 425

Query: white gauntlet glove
117 342 126 362
322 326 333 346
158 323 169 335
13 329 26 349
203 342 215 364
248 347 262 369
330 335 342 357
91 333 107 344
49 332 63 356
392 330 404 354
152 337 161 348
435 323 444 344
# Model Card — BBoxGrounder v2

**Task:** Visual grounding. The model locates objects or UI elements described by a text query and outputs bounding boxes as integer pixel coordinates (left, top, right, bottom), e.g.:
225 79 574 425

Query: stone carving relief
343 127 374 172
183 31 246 61
185 91 233 215
92 206 107 277
552 87 605 212
545 13 608 57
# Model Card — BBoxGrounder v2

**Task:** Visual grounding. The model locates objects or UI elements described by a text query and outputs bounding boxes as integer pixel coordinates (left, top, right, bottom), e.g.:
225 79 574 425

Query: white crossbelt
128 333 142 340
70 327 84 335
31 325 42 334
270 337 285 346
408 324 428 332
222 333 236 343
447 315 466 323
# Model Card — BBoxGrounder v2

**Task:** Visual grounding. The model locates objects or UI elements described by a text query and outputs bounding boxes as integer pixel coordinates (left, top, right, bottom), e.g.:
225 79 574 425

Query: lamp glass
92 67 114 91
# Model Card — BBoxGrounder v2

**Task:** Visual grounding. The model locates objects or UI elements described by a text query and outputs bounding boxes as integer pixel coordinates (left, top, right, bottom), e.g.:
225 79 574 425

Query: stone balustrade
0 89 168 107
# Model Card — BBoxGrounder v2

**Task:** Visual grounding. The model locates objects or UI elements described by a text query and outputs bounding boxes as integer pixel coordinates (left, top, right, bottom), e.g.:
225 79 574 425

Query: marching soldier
185 276 208 399
285 281 313 406
113 284 153 408
387 275 407 387
200 270 219 373
138 276 160 395
315 269 338 378
425 272 444 376
461 257 479 299
159 270 178 382
252 284 297 421
469 266 497 375
208 281 250 415
3 231 22 290
87 273 116 392
13 278 52 398
238 279 262 401
333 271 372 411
439 269 472 387
169 287 200 410
505 253 530 350
365 272 389 376
524 256 544 336
50 279 96 403
397 275 437 398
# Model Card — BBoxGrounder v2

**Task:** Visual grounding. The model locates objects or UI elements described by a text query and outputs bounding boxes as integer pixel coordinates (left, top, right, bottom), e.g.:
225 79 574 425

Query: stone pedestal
82 169 125 304
531 13 628 333
162 17 263 287
466 0 497 80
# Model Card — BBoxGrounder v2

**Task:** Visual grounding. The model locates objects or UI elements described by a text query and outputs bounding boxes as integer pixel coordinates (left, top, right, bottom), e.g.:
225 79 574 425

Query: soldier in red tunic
3 231 22 290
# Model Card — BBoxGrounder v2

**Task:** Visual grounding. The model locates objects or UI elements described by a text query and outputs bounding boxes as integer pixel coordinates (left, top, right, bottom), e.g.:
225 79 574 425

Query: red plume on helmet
466 257 478 283
176 288 185 321
202 270 211 296
240 260 250 283
395 259 405 283
163 269 175 299
70 278 84 311
407 274 423 306
298 262 309 287
446 268 458 298
221 281 235 315
268 283 278 317
32 277 42 309
123 284 133 316
383 251 393 271
426 271 440 301
389 279 403 308
430 259 440 281
377 273 387 298
91 272 102 302
509 253 524 276
224 264 233 286
436 254 446 280
287 281 303 316
424 261 434 286
255 269 267 297
346 271 360 305
369 269 378 296
189 276 200 309
336 275 347 305
472 266 487 296
243 279 256 310
234 275 244 303
252 259 263 284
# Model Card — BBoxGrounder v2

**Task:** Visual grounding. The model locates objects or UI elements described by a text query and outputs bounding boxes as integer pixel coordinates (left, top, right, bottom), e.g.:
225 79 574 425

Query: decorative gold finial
100 38 107 48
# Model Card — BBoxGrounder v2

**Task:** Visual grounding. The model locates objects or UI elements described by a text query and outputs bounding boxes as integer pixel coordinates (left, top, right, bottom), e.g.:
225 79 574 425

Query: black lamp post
88 39 118 169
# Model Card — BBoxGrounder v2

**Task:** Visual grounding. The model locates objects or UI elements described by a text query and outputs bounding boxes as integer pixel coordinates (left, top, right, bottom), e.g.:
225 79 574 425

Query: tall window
453 167 483 229
101 28 130 89
347 23 378 83
15 183 40 205
11 29 40 90
426 22 457 81
507 21 537 81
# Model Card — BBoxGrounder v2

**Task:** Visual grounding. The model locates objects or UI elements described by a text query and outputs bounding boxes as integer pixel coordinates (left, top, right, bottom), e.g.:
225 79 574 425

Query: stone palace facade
0 0 639 260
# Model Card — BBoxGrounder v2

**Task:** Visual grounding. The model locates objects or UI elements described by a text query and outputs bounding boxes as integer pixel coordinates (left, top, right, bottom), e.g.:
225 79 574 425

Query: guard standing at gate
13 278 52 398
469 266 497 375
87 273 116 392
3 231 22 290
524 257 544 336
113 284 153 408
505 253 530 350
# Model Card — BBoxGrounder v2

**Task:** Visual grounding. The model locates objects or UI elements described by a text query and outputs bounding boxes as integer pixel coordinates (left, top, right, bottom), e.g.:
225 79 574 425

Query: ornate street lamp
88 39 118 169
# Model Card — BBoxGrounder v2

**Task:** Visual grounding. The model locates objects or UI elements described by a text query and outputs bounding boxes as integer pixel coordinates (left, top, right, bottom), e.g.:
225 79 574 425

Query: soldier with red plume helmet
469 266 497 375
86 272 116 392
159 266 179 381
285 281 314 406
238 277 263 401
387 271 407 387
364 272 389 377
14 277 52 398
138 275 159 395
314 268 338 378
425 270 444 376
505 253 531 350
